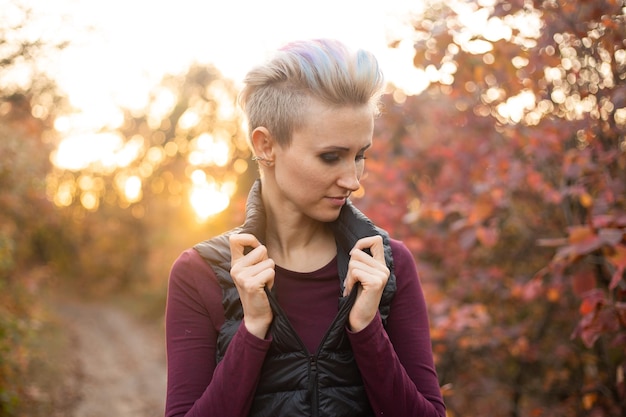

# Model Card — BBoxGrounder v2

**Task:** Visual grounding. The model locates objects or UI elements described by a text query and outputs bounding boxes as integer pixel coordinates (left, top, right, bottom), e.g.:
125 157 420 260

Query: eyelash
320 153 368 164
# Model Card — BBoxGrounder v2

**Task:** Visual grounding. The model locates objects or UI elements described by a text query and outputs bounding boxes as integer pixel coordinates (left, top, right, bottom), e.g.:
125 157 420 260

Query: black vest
195 180 397 417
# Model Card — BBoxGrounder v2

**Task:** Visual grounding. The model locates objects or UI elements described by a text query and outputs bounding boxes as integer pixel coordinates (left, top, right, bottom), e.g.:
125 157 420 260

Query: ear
251 127 275 160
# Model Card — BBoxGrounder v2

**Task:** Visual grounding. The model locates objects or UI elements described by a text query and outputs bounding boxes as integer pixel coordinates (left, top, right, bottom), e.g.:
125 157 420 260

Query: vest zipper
265 287 357 416
309 356 319 417
307 291 357 417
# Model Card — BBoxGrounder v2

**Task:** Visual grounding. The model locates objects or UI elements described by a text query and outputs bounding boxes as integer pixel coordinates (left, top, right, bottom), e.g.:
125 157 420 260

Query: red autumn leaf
555 226 603 261
571 270 597 296
579 288 605 315
572 303 617 349
608 245 626 290
476 225 499 248
591 214 616 228
567 225 595 244
467 195 495 225
579 298 597 316
575 314 602 348
609 266 625 291
607 244 626 268
522 278 543 302
599 228 624 246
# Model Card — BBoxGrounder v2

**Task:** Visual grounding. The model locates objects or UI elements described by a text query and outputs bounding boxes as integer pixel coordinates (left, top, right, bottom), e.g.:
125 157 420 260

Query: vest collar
240 179 395 297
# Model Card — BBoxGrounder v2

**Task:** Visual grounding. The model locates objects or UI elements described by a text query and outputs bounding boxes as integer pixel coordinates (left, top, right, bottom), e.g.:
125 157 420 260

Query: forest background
1 0 625 416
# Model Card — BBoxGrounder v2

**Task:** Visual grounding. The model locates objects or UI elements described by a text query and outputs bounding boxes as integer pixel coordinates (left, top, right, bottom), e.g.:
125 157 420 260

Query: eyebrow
320 143 372 152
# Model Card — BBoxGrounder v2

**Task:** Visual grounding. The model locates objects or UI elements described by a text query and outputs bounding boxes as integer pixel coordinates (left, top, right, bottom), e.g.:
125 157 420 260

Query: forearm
348 317 446 417
180 324 271 417
165 249 272 417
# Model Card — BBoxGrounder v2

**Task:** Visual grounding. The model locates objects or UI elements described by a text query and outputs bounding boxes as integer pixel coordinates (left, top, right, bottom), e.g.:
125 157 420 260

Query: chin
313 210 342 224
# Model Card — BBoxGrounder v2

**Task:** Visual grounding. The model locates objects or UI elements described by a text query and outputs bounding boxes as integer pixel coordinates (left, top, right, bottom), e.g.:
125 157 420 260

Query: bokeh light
51 132 123 172
123 175 143 203
189 182 231 221
187 133 230 167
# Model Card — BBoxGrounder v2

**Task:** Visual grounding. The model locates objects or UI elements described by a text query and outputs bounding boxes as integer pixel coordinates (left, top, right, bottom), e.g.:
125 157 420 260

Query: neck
260 182 336 272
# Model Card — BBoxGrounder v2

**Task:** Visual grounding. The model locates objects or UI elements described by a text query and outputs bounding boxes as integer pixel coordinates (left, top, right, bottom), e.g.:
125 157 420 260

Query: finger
235 260 275 289
233 256 274 276
351 235 385 264
229 233 261 263
348 254 388 282
344 236 388 297
262 266 275 290
252 264 275 291
343 274 358 297
343 260 369 296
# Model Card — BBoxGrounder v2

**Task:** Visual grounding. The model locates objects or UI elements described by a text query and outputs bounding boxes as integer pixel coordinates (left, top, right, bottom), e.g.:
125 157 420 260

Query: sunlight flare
51 132 123 171
189 182 230 221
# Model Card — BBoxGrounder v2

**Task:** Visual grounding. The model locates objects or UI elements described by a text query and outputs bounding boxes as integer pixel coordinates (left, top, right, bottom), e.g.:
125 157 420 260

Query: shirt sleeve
164 249 272 417
347 239 446 417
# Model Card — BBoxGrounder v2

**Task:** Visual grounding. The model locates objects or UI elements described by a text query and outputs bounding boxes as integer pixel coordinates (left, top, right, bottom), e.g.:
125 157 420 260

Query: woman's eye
319 152 368 164
320 153 340 163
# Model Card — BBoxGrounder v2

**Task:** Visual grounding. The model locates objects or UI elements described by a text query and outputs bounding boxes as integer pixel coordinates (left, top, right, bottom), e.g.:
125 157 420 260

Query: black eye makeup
318 144 371 165
320 152 341 163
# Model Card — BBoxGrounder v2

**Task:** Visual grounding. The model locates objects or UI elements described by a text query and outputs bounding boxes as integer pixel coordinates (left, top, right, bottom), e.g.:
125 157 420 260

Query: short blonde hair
239 39 384 147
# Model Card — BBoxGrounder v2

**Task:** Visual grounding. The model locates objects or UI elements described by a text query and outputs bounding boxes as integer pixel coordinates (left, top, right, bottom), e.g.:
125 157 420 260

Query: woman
165 38 445 417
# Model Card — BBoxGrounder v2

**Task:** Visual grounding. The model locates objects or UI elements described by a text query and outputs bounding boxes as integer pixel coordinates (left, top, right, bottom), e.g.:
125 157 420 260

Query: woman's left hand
344 235 390 332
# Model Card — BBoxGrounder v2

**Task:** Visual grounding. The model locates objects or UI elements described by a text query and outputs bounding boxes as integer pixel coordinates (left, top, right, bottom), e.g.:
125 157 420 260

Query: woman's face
272 98 375 223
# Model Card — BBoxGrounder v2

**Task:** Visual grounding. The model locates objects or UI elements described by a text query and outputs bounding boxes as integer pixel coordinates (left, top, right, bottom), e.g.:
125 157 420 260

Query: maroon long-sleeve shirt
165 239 446 417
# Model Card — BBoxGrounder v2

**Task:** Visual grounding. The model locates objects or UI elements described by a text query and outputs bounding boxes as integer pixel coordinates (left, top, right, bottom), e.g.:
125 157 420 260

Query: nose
337 162 362 192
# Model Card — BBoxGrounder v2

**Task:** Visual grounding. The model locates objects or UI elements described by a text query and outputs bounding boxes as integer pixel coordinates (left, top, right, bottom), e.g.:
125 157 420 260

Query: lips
327 196 348 206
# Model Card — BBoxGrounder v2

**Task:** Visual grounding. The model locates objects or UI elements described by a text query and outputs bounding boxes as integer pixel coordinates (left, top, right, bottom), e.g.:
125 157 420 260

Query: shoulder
168 248 222 316
194 230 236 267
170 248 217 284
388 238 418 275
387 238 423 289
388 238 414 264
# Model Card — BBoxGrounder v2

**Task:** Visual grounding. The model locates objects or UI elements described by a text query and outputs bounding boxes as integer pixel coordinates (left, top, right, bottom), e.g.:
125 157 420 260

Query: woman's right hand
229 233 275 339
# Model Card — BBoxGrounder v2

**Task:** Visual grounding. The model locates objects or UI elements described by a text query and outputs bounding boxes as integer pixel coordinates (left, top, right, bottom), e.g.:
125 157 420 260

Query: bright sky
6 0 539 217
24 0 428 129
10 0 430 217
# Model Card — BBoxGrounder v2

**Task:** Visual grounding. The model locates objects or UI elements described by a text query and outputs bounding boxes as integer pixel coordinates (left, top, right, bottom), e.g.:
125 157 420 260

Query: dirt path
54 299 167 417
